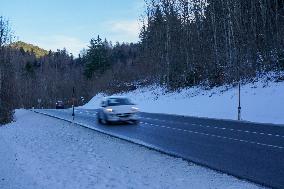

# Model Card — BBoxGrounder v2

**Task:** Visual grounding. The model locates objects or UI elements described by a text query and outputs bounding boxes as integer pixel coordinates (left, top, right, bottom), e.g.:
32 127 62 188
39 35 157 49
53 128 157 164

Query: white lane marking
76 110 97 116
140 116 284 138
140 121 284 149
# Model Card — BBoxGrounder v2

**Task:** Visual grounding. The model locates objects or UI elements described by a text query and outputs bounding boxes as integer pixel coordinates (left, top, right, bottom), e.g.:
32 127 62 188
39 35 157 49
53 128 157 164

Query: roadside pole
237 61 241 121
72 87 75 121
238 81 241 120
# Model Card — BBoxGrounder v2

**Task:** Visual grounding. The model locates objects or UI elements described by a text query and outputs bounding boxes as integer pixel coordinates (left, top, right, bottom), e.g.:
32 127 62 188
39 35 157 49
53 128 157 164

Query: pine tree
0 16 15 124
84 35 110 79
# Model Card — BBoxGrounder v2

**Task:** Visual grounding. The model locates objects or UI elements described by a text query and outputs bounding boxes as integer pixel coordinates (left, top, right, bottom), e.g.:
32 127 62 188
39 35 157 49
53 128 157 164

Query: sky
0 0 145 56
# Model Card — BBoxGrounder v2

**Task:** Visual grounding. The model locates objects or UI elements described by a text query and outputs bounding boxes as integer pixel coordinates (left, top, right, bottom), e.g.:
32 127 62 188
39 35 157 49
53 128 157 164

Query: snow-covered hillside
83 78 284 125
0 110 262 189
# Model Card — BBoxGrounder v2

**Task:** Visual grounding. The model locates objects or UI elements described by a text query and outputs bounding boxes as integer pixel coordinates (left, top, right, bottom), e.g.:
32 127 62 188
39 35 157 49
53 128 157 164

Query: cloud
29 35 87 56
104 20 141 42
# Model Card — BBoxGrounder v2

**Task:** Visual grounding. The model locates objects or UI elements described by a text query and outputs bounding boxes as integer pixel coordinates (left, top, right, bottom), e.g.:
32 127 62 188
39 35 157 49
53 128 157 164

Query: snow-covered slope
83 79 284 125
0 110 262 189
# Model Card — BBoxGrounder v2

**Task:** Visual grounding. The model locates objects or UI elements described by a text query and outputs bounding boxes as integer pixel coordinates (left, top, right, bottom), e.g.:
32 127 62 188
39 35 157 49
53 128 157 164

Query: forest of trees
140 0 284 88
0 0 284 124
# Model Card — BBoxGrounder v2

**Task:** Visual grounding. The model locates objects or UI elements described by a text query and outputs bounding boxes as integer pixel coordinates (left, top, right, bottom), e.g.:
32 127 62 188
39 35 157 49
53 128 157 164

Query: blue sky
0 0 145 56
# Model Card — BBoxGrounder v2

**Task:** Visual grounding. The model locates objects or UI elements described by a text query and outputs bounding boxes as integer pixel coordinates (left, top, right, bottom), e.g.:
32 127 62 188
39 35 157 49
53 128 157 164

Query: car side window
108 98 118 105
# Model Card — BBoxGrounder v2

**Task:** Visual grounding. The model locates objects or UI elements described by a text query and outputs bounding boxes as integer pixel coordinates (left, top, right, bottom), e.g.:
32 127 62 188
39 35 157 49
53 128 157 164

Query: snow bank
0 110 262 189
83 79 284 125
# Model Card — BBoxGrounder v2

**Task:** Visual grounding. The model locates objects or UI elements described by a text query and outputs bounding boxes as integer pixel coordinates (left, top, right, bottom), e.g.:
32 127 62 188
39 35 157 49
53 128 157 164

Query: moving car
55 100 64 109
97 96 139 124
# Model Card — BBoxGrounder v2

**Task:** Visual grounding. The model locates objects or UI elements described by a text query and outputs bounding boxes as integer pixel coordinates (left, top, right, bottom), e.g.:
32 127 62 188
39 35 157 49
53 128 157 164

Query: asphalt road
35 108 284 189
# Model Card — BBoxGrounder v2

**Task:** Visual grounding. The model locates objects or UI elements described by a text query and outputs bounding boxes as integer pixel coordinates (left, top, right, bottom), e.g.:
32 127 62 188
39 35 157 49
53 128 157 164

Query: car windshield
107 98 133 106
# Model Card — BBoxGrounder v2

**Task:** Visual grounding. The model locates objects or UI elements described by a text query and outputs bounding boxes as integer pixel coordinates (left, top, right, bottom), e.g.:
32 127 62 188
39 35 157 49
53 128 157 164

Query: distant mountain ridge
10 41 49 58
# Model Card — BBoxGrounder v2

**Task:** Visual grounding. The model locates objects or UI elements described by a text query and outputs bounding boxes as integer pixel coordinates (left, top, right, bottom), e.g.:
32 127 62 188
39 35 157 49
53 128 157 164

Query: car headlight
106 108 113 113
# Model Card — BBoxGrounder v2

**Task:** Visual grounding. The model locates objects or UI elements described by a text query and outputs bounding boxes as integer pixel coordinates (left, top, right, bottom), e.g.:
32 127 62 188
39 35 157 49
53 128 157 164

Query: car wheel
101 118 106 124
97 114 102 123
100 113 109 125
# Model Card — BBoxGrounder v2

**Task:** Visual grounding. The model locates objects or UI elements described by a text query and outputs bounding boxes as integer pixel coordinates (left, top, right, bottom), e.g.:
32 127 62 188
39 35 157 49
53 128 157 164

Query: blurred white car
97 96 139 124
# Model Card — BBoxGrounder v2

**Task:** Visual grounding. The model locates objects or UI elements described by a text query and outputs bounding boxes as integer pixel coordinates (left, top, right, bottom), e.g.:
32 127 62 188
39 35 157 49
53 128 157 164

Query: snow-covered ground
0 110 263 189
83 79 284 125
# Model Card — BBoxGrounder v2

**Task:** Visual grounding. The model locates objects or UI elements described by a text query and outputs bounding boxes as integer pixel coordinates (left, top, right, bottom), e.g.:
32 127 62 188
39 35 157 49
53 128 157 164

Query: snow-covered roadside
0 110 263 189
83 79 284 125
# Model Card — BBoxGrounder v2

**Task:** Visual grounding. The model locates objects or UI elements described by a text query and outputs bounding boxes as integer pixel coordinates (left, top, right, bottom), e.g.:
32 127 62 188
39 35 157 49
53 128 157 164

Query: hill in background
10 41 49 58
